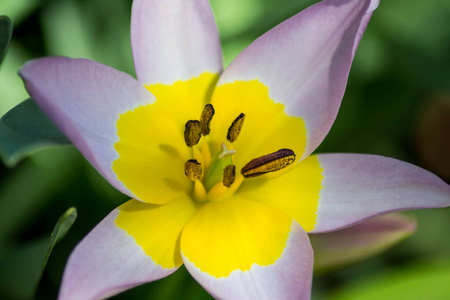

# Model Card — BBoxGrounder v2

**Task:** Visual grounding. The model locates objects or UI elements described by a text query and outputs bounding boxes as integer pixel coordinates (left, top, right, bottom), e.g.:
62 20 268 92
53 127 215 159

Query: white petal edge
59 209 177 300
19 57 155 200
131 0 223 85
217 0 379 160
312 153 450 233
182 221 313 300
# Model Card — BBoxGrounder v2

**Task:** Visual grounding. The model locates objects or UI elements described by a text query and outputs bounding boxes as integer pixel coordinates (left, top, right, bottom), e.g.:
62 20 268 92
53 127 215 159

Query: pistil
219 142 236 159
203 144 234 190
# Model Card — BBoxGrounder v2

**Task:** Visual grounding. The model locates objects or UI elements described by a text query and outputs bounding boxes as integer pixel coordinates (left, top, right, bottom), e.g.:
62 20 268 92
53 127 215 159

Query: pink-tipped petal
59 197 196 300
312 154 450 233
217 0 379 160
59 210 174 300
311 213 417 272
131 0 223 85
19 57 154 200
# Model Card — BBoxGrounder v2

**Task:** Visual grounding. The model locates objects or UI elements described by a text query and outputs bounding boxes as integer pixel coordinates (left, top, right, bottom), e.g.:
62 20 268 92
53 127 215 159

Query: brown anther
227 113 245 142
200 104 215 135
241 149 296 178
184 120 202 147
223 165 236 187
185 159 202 181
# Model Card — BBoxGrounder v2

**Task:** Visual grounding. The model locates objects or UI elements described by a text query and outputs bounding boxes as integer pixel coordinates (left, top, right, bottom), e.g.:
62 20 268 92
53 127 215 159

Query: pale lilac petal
217 0 379 160
312 154 450 233
131 0 223 85
182 221 313 300
59 208 176 300
19 57 155 200
311 213 417 272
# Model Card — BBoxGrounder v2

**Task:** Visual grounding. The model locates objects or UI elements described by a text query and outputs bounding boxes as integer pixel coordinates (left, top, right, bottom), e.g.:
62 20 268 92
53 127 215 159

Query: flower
18 0 450 299
310 213 417 273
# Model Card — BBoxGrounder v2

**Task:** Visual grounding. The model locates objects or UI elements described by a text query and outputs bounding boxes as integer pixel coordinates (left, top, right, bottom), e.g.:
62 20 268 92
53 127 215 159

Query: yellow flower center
111 72 308 206
182 104 296 203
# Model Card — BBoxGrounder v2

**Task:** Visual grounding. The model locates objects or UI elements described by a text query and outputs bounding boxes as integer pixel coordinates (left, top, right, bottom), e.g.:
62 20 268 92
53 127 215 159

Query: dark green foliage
0 16 12 65
0 99 71 167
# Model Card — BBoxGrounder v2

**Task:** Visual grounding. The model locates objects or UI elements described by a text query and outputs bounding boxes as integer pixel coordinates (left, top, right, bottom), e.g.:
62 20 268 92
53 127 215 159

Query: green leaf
0 15 12 65
0 238 48 300
42 207 77 272
0 99 71 167
0 208 77 300
333 258 450 300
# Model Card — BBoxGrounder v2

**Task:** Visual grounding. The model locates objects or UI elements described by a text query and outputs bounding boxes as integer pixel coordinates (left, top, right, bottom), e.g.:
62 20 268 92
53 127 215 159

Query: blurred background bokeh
0 0 449 299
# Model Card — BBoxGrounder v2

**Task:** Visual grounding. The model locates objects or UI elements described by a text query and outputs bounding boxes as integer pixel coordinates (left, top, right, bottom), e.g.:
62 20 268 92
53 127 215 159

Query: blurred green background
1 0 450 299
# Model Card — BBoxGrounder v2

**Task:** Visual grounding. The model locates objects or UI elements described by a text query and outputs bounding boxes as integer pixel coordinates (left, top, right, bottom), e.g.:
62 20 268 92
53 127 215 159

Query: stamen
200 104 215 135
223 165 236 187
185 159 202 181
219 143 236 159
203 143 234 190
194 180 206 202
227 113 245 143
184 120 202 147
241 149 296 178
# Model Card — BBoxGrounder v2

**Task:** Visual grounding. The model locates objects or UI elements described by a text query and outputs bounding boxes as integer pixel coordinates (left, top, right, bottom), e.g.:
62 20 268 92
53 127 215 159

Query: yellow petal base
181 197 292 277
115 196 197 269
238 155 323 232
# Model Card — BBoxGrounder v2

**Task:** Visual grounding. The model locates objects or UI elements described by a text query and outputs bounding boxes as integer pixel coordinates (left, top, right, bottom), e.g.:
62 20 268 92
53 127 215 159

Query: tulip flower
311 213 417 273
19 0 450 299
